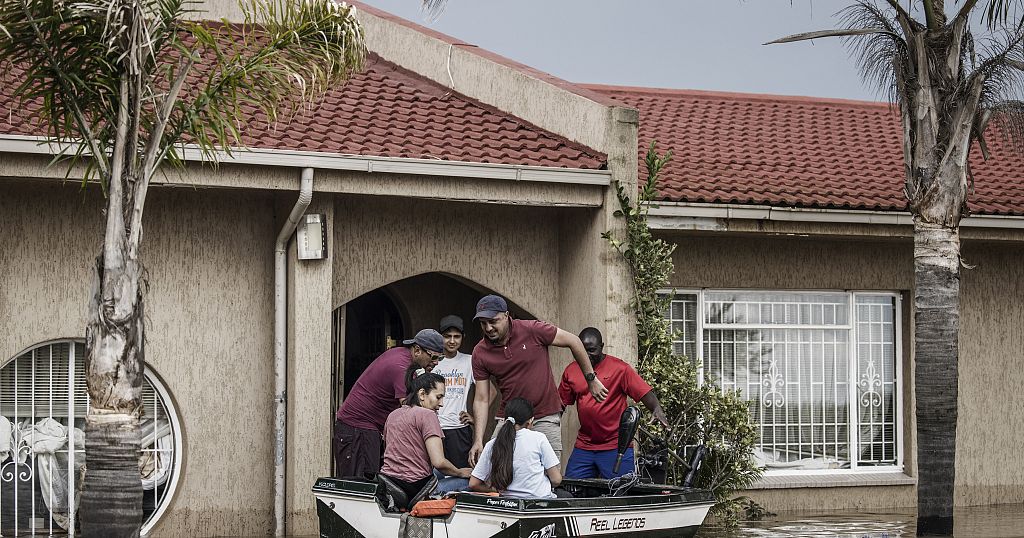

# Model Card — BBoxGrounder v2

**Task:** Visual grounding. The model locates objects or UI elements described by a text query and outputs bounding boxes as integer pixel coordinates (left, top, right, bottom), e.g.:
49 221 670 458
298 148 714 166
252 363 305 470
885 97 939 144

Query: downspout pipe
274 167 314 537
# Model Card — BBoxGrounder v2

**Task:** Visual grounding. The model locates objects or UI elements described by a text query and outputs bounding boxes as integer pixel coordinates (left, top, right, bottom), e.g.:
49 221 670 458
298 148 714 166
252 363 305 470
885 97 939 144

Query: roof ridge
348 1 628 109
581 83 892 109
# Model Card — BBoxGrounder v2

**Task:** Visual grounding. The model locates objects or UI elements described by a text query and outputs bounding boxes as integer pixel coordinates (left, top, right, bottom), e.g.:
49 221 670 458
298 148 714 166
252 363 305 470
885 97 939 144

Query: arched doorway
331 272 535 416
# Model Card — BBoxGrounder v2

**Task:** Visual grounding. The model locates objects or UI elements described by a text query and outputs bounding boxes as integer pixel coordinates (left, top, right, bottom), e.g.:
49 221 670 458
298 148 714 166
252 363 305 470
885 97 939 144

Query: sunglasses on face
418 346 442 360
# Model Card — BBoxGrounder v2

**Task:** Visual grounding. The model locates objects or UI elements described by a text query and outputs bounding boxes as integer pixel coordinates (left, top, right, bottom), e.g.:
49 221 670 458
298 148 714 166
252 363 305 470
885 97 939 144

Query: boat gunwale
312 478 715 516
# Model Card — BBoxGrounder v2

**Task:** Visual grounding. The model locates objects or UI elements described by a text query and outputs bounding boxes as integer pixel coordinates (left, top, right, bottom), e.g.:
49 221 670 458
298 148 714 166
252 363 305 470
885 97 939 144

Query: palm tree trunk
81 255 145 537
80 416 143 537
914 218 960 536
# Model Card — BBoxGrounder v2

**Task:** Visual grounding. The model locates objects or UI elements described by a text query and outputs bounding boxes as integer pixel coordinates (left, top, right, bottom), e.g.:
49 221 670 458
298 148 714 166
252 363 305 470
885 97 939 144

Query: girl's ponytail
489 397 533 491
404 364 444 407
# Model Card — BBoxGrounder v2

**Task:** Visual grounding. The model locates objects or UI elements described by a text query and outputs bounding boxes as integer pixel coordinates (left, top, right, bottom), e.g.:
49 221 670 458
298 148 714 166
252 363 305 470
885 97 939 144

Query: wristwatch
584 372 596 382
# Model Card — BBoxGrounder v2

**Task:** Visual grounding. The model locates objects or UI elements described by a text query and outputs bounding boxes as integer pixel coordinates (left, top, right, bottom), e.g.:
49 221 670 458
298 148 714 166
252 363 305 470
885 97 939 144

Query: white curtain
2 416 172 530
17 417 84 530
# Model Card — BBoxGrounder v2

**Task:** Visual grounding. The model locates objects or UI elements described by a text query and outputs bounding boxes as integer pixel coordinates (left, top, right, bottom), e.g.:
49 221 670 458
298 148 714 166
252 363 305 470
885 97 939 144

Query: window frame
2 339 183 535
662 288 904 475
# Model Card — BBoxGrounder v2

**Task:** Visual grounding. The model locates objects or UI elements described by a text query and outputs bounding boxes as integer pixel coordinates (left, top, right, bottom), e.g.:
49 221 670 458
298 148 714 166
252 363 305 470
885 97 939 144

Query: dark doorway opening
341 288 405 397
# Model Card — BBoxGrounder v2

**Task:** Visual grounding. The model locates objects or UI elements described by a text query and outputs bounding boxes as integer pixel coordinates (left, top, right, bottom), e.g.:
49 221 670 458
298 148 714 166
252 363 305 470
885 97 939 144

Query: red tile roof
0 53 606 170
586 85 1024 216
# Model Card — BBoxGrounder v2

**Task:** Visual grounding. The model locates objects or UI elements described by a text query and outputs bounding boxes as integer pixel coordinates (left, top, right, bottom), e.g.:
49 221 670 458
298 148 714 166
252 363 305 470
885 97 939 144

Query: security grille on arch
0 340 180 535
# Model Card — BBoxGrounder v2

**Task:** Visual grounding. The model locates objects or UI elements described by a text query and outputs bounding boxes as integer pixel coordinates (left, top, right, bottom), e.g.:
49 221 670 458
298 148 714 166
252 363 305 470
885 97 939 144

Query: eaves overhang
647 201 1024 230
0 134 612 187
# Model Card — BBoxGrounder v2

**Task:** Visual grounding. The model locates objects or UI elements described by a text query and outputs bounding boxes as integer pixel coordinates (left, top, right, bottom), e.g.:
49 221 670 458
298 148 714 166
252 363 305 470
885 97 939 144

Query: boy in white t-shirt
432 315 476 470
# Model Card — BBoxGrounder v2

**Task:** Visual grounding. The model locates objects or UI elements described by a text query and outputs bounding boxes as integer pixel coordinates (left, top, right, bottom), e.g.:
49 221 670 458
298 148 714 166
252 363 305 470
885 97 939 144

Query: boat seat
375 474 438 513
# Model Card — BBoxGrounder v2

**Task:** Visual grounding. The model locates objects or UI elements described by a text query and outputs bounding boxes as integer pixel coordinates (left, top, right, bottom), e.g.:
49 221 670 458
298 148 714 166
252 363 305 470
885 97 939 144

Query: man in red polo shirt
559 327 669 479
468 295 609 466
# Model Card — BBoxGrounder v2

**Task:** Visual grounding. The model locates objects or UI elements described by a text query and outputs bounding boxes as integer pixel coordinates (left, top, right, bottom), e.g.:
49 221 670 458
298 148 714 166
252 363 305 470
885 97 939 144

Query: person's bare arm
460 383 476 426
468 476 495 493
639 390 670 427
426 436 471 478
552 328 608 401
545 465 562 488
468 378 493 466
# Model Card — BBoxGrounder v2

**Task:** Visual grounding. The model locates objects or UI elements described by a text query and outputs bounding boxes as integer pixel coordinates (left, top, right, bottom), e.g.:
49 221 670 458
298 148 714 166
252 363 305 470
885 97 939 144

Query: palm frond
965 20 1024 153
839 1 912 106
0 0 194 183
970 21 1024 109
421 0 447 20
978 0 1024 28
764 27 899 45
167 0 365 163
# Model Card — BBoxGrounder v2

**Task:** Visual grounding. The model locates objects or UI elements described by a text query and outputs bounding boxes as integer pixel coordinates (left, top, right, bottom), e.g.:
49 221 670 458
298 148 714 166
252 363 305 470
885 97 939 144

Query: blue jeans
432 469 469 494
565 447 635 479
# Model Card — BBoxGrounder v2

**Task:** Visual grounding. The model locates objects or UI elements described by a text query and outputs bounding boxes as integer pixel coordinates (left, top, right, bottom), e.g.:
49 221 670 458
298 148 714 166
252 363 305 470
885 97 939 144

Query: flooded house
0 1 1021 536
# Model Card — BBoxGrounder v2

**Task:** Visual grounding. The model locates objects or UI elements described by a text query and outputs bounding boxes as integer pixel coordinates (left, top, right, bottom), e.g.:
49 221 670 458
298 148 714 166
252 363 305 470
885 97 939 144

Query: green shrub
603 142 763 524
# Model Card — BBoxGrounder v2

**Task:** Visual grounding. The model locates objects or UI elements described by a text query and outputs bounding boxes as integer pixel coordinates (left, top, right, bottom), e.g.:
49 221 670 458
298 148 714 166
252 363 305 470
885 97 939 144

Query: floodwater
273 503 1024 537
697 503 1024 537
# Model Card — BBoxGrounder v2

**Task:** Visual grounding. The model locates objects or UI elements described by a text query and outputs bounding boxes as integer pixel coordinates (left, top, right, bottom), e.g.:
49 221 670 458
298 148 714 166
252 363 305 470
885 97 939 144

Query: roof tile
587 85 1022 216
0 51 606 171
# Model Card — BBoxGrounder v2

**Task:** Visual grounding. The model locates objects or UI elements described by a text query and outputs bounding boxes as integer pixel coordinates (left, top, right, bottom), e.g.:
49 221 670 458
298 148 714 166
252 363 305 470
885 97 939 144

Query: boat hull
313 477 714 538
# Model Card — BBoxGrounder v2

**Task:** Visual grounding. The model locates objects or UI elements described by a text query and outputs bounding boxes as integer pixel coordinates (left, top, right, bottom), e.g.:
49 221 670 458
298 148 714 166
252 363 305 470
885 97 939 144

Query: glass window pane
855 295 899 466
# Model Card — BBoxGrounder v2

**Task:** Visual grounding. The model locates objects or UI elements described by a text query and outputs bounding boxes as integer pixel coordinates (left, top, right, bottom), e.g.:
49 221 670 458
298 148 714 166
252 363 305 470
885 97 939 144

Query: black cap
439 315 464 334
474 294 509 320
402 329 444 353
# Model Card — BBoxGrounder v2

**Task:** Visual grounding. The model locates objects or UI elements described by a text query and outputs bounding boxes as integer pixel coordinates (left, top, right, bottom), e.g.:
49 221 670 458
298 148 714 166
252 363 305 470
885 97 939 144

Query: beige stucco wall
332 194 563 323
956 241 1024 507
0 179 282 536
660 231 1024 512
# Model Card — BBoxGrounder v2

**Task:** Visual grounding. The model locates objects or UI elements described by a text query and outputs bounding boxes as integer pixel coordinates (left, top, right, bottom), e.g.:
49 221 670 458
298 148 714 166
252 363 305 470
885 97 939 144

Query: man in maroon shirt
468 295 609 466
559 327 669 479
333 329 445 480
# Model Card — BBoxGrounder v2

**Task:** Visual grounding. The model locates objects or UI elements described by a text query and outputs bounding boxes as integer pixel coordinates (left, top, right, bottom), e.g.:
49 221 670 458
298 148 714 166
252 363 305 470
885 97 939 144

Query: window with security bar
665 291 902 472
0 340 180 535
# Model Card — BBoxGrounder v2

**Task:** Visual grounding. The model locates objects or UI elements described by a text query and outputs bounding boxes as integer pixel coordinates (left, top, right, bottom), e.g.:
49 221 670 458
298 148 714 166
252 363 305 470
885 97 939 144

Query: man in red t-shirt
558 327 668 479
468 295 609 466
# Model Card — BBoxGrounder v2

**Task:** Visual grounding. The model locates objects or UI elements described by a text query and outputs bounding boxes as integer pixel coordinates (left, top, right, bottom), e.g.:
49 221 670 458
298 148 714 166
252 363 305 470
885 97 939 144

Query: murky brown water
697 503 1024 537
273 503 1024 537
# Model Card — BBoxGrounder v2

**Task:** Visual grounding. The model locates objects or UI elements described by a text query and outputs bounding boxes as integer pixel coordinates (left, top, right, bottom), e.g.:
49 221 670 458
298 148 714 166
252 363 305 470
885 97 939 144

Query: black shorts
441 425 473 470
333 419 382 481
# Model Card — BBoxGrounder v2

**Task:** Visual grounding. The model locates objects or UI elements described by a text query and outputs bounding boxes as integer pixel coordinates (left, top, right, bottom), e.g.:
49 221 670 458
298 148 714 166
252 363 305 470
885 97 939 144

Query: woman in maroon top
380 367 472 504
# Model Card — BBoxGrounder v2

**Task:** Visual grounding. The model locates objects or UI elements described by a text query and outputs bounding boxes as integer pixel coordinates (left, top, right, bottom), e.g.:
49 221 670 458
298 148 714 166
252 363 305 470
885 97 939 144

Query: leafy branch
603 141 763 525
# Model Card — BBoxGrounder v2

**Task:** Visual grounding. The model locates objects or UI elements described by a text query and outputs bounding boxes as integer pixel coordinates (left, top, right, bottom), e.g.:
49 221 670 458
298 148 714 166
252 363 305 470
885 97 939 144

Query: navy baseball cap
474 294 508 320
439 315 464 334
403 329 444 353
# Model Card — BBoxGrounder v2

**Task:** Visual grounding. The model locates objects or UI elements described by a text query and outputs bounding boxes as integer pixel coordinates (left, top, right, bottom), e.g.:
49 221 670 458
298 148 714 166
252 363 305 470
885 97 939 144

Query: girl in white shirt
469 398 562 498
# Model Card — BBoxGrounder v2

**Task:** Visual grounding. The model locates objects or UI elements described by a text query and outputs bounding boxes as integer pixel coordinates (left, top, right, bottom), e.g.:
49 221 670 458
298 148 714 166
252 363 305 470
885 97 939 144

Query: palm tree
0 0 365 535
769 1 1024 534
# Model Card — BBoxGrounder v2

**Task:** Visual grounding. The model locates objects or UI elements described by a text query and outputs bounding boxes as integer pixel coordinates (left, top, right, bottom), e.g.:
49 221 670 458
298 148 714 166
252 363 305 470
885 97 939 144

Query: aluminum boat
312 476 714 538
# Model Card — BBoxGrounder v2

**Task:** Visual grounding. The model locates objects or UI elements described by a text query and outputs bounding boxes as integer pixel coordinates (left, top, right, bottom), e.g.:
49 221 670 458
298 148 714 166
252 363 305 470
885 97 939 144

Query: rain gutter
0 134 611 186
646 201 1024 230
274 168 313 537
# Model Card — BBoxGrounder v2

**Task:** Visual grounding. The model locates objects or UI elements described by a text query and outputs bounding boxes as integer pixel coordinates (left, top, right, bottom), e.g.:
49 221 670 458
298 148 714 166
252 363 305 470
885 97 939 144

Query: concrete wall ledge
747 472 917 490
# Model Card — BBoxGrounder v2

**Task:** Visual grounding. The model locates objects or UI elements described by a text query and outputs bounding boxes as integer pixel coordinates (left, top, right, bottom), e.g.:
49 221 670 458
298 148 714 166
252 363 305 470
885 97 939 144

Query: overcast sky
359 0 892 102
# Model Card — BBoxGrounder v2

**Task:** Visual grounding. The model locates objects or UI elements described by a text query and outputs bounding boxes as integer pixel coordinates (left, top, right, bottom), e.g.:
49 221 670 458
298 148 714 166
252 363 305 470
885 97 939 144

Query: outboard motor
613 406 641 474
682 445 706 488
